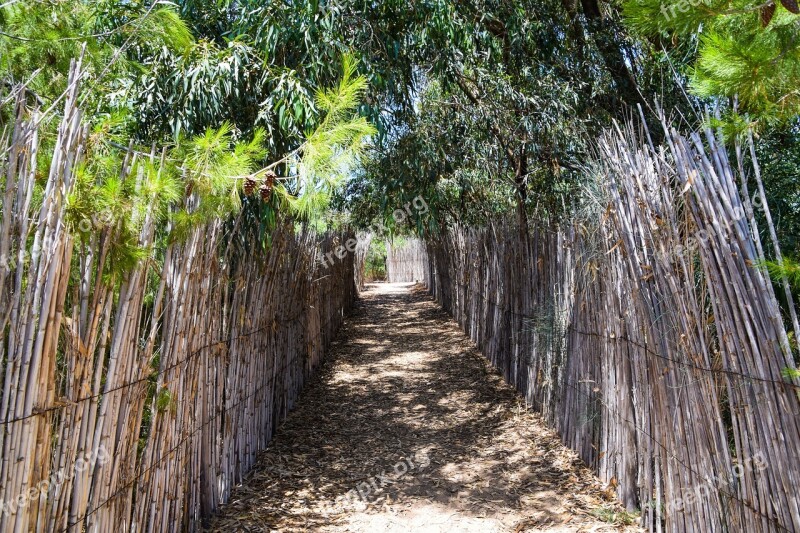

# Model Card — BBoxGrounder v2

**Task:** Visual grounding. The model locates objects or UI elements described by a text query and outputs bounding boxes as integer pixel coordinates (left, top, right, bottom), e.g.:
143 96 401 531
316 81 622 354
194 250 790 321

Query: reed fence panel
386 239 428 283
352 232 372 291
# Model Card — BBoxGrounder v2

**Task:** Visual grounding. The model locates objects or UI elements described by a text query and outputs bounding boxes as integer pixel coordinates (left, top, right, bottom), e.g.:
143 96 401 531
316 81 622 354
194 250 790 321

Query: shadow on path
207 283 637 532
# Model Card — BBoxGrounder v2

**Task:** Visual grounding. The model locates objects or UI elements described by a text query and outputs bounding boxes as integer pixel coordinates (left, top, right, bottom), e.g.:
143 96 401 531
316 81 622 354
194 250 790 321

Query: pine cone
243 176 257 196
761 2 776 26
259 180 273 201
265 170 276 188
259 170 277 202
781 0 799 14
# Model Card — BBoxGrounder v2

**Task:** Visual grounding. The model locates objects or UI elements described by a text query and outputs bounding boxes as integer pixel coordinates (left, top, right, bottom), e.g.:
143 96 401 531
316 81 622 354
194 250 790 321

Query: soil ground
206 283 639 532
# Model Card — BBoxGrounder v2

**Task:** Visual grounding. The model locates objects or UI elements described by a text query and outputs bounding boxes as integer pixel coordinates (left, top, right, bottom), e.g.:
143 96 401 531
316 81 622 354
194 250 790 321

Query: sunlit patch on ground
207 283 640 532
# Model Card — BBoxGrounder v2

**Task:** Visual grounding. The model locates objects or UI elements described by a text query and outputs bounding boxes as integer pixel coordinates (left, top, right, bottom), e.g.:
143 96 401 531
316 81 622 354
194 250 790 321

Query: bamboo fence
0 64 358 532
386 239 428 283
411 117 800 532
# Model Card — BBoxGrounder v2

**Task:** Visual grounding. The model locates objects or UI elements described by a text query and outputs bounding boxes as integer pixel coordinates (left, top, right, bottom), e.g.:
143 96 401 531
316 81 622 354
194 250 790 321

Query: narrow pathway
208 283 637 532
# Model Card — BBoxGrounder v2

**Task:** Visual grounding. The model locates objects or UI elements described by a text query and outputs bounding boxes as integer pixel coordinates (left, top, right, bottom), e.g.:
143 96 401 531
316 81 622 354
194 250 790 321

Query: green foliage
288 56 375 218
97 2 194 52
226 0 417 137
693 13 800 120
782 362 800 380
750 125 800 257
344 69 583 232
624 0 800 121
4 0 669 238
0 0 193 109
67 140 181 283
591 504 640 526
364 240 387 281
180 122 261 197
155 386 175 414
0 1 105 101
343 80 514 230
330 0 673 233
6 0 797 266
133 39 266 141
756 256 800 289
132 0 419 148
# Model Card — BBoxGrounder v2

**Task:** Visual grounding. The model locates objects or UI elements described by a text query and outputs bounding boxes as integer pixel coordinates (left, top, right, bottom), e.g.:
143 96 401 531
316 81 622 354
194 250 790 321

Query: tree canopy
1 0 798 249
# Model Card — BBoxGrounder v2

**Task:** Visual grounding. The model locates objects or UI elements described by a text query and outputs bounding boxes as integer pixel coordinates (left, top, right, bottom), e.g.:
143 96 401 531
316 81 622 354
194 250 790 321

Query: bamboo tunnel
3 60 800 533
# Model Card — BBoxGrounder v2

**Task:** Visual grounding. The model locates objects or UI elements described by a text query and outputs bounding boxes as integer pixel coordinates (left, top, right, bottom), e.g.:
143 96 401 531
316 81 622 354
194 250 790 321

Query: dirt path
207 283 637 532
